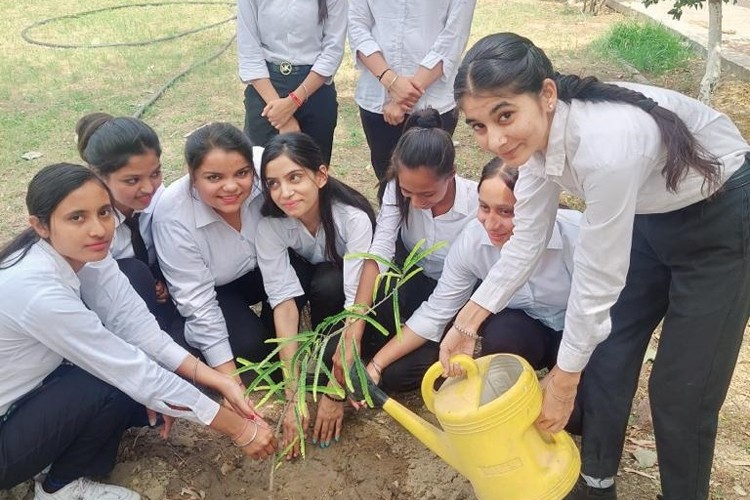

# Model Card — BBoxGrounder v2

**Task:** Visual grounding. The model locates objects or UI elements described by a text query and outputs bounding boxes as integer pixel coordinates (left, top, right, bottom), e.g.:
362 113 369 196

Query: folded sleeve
256 218 305 309
236 0 271 82
312 0 347 78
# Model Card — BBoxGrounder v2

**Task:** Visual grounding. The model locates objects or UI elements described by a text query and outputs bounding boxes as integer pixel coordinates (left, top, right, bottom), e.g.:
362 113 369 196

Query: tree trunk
698 0 723 104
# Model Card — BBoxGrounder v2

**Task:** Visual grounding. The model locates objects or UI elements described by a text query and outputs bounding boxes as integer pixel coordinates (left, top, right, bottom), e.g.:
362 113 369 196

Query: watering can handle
421 354 480 414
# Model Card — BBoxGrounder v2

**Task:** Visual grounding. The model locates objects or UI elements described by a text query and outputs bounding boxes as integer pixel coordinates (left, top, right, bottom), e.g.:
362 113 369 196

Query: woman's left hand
154 280 169 304
535 366 580 433
218 375 260 420
312 396 344 447
262 97 298 130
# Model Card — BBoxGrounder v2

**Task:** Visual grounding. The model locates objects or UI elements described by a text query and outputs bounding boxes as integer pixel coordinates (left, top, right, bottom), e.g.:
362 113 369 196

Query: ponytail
553 73 719 191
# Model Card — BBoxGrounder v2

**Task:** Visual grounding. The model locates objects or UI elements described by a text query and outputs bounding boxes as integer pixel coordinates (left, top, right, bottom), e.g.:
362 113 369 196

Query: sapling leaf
402 239 426 272
403 240 447 274
392 287 402 338
353 355 374 408
345 251 401 273
397 266 424 288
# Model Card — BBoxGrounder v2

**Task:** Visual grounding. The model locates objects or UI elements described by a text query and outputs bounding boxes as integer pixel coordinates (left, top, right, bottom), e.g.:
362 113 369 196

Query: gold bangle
230 418 250 442
386 74 399 91
299 82 310 101
233 419 259 448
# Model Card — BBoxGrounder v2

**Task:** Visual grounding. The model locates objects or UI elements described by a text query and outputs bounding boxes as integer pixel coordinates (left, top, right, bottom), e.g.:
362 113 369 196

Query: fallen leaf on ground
21 151 43 161
632 447 658 468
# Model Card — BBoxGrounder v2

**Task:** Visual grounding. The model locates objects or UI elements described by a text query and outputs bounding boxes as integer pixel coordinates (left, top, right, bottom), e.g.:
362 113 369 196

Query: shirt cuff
159 343 191 372
187 390 221 426
352 40 381 69
239 64 270 83
420 50 444 71
555 340 592 373
203 339 235 368
405 316 442 343
268 286 305 309
470 280 506 314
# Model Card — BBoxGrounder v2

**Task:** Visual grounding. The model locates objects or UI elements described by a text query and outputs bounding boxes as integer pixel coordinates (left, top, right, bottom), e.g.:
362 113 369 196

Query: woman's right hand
386 74 423 108
234 418 278 460
278 117 301 134
282 401 309 460
332 328 362 386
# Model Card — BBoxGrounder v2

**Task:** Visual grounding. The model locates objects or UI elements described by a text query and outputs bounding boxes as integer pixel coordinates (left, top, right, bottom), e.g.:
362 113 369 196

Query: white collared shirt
407 211 580 342
368 176 478 280
0 241 219 424
110 183 165 265
256 202 373 309
152 153 264 367
472 82 750 372
237 0 347 82
348 0 476 114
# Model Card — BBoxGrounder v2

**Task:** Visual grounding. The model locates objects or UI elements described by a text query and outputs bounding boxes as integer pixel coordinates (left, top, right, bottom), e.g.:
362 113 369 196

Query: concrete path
606 0 750 79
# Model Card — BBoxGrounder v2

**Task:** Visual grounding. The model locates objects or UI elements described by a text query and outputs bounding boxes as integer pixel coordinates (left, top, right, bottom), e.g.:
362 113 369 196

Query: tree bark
698 0 723 104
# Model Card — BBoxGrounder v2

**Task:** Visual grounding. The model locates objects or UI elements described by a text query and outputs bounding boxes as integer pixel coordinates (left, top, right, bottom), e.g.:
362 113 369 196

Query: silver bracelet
453 322 480 340
233 419 258 448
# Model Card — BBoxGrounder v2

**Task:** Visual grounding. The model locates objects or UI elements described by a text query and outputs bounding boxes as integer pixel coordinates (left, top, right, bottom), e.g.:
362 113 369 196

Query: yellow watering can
351 354 580 500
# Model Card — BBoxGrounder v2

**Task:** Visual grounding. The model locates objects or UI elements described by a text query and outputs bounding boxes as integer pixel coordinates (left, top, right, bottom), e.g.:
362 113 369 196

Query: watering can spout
348 365 460 472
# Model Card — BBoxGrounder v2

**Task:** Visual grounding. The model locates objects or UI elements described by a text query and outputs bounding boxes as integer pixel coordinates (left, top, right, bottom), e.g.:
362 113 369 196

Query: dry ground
1 0 750 498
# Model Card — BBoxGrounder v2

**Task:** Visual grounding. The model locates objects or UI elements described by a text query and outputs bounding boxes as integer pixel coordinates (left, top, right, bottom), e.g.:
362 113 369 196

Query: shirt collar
36 239 81 290
451 176 475 217
543 100 570 177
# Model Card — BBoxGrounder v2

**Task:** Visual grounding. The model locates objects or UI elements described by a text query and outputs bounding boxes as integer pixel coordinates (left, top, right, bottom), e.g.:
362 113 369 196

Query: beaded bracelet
234 419 259 448
453 322 480 340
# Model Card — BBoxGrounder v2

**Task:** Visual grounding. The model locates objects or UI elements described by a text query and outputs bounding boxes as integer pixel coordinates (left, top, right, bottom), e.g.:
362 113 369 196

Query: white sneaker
34 478 140 500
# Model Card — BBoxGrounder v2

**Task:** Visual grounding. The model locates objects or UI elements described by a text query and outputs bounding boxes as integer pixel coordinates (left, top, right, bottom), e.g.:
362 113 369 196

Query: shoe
564 476 617 499
34 478 140 500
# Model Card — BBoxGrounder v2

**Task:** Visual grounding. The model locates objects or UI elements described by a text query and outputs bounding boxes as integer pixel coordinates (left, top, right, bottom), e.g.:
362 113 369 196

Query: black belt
266 61 312 76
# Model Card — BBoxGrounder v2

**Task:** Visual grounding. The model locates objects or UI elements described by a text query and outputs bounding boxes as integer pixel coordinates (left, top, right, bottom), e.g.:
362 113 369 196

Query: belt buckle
279 61 293 76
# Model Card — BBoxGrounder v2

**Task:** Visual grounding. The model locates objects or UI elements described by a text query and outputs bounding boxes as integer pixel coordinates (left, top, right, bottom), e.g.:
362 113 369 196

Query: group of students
1 26 749 500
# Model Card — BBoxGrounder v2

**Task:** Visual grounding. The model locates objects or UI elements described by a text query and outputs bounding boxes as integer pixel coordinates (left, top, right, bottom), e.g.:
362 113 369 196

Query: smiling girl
0 164 276 500
440 32 750 499
332 108 478 395
359 159 580 390
76 114 177 330
256 132 375 458
152 123 272 379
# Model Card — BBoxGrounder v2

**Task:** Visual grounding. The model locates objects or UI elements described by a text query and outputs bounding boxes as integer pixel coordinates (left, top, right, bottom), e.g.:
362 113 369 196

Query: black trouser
117 258 185 339
359 107 459 201
0 365 144 489
244 63 338 164
578 157 750 499
479 309 562 371
214 268 275 363
290 252 345 328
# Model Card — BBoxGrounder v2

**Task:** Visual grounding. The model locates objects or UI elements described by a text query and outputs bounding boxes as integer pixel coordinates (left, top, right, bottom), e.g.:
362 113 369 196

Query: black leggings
479 309 562 371
0 365 144 489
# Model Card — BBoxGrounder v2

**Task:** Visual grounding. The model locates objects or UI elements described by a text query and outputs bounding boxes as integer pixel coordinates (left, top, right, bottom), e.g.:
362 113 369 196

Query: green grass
593 20 694 75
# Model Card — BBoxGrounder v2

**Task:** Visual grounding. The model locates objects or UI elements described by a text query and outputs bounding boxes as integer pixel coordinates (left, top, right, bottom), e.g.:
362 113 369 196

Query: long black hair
479 157 518 192
316 0 328 23
384 108 456 223
455 32 719 193
75 113 162 176
260 132 375 267
0 164 112 269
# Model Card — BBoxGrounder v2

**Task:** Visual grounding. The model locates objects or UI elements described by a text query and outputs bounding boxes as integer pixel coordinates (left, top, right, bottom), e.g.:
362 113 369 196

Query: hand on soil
312 396 343 447
283 402 309 460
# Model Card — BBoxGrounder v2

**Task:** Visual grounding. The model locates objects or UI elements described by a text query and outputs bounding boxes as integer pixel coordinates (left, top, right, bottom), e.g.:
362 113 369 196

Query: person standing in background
348 0 476 200
237 0 346 164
